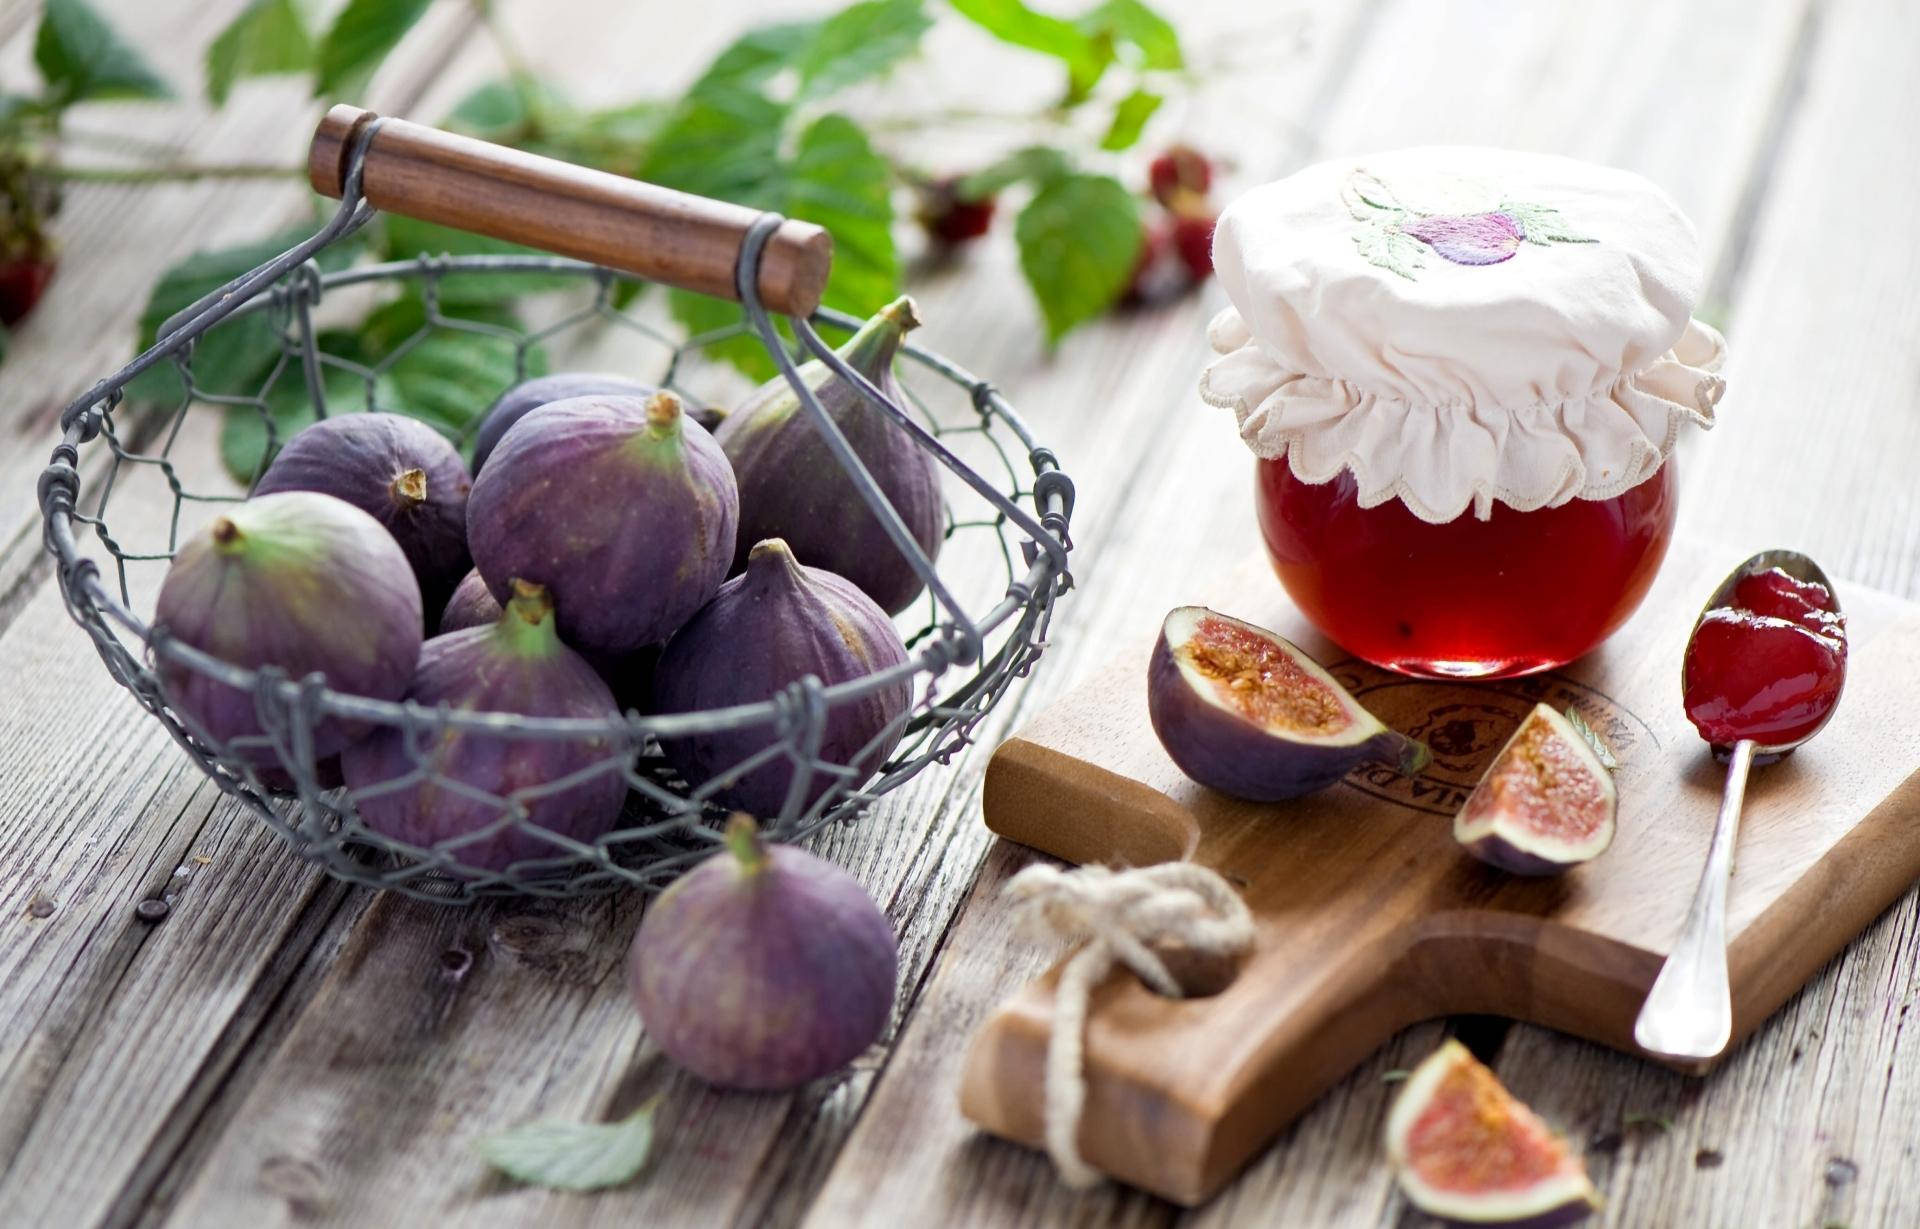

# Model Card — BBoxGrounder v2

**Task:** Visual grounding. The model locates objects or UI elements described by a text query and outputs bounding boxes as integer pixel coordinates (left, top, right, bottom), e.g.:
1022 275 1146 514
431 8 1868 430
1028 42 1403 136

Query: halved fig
1454 704 1616 875
1385 1040 1601 1228
1148 607 1429 801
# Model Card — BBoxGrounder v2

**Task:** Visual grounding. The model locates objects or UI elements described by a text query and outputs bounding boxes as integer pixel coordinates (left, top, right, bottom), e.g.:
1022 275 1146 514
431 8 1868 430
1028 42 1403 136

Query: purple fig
583 645 658 715
258 755 345 795
467 391 738 656
1385 1040 1601 1227
440 571 657 711
1453 704 1616 875
716 296 943 615
1401 211 1525 265
252 413 472 618
438 568 502 634
153 491 423 769
471 372 725 474
341 579 628 873
651 539 911 817
628 813 897 1089
1148 607 1429 801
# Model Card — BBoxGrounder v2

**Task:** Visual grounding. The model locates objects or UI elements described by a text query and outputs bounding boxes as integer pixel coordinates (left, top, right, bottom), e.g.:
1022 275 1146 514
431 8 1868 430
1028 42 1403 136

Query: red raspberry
918 178 996 247
1148 145 1212 207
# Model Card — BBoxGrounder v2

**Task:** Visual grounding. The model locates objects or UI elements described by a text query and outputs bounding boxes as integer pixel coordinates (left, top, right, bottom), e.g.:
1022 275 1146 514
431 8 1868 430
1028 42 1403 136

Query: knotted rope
1002 861 1255 1188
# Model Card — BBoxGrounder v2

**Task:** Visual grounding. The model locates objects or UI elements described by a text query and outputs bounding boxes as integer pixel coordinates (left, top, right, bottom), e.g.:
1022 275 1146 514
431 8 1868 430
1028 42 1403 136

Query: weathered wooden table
2 0 1916 1225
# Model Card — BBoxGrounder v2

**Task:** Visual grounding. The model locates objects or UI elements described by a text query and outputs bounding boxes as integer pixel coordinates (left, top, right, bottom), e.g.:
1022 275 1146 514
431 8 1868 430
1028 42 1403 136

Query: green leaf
688 21 818 99
314 0 432 99
446 76 548 139
379 215 580 305
640 89 785 207
1078 0 1183 70
957 145 1071 201
1352 222 1423 280
0 321 9 366
219 334 373 484
125 220 364 406
1504 200 1594 245
1099 87 1161 151
476 1097 660 1192
1015 172 1140 342
0 93 40 125
359 293 543 439
794 0 931 102
668 289 779 384
205 0 314 105
665 115 897 381
787 113 896 318
1563 708 1620 771
35 0 173 104
949 0 1108 100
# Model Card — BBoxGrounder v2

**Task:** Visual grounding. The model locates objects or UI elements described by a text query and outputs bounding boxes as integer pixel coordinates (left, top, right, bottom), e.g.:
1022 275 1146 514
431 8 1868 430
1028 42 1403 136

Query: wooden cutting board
958 536 1920 1205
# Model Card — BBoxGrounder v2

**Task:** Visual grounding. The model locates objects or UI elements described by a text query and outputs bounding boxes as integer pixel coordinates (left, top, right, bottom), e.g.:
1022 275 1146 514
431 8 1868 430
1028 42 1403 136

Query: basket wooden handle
309 104 832 317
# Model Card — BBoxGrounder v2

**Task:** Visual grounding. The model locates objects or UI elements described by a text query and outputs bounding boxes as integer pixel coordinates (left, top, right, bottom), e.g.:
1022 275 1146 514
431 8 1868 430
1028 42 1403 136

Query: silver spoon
1633 550 1845 1062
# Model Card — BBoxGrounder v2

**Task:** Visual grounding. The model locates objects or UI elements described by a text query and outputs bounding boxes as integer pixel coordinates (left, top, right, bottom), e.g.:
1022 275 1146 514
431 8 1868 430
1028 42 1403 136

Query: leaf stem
45 162 303 184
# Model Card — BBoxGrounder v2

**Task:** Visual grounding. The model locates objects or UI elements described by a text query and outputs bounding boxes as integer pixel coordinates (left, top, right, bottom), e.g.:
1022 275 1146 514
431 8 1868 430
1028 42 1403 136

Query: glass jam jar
1256 458 1677 678
1203 147 1725 680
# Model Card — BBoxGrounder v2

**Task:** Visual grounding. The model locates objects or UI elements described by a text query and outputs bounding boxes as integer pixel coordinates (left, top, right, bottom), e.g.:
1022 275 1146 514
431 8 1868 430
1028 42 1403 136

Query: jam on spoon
1683 567 1847 750
1636 552 1847 1062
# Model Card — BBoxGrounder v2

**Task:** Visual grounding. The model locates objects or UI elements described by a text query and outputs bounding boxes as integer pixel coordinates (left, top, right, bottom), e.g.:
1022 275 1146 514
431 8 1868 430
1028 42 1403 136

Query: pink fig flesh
1453 704 1616 875
1385 1040 1601 1228
1147 606 1429 801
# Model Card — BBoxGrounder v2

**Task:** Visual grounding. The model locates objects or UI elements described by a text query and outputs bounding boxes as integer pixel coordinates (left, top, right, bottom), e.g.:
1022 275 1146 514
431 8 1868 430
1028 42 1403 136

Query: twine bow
1002 861 1255 1188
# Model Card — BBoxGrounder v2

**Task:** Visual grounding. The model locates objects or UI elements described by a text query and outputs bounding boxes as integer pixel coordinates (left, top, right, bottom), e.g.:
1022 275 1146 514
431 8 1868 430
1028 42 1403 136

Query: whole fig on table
471 372 725 474
716 296 943 616
651 539 912 818
153 491 422 771
1148 607 1429 801
253 413 472 618
341 579 628 874
1384 1039 1600 1227
628 814 897 1090
466 390 738 656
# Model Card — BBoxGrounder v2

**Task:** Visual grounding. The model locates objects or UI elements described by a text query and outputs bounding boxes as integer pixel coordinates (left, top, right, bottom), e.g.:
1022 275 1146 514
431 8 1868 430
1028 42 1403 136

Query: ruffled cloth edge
1198 308 1727 524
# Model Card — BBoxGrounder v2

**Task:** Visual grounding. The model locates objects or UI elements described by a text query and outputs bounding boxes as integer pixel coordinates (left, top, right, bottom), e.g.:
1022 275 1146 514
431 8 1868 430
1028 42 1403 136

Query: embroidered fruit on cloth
1201 147 1728 679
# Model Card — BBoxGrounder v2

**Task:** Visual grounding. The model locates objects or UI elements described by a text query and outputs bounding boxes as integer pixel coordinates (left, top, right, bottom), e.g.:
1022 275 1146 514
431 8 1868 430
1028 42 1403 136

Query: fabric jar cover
1199 146 1726 523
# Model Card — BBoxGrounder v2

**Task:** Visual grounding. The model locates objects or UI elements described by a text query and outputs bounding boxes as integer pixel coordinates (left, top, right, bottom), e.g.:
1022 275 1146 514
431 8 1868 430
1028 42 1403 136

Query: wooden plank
0 6 490 1225
807 0 1819 1223
0 0 477 601
144 2 1366 1223
1498 0 1920 1225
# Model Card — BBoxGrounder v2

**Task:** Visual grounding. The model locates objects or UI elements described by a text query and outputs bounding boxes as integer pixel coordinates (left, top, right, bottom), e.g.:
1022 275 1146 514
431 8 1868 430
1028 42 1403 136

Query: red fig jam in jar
1205 148 1726 679
1257 460 1677 679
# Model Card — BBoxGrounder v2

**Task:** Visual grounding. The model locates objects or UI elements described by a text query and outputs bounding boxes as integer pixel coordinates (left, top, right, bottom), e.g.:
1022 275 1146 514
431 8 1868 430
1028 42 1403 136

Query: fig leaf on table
475 1095 662 1192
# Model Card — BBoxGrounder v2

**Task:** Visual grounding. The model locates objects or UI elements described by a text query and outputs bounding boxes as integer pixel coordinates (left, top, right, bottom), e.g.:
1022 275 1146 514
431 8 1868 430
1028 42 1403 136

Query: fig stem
1391 733 1432 778
643 391 683 432
391 467 428 508
723 813 768 873
838 295 919 378
501 579 557 633
210 516 243 553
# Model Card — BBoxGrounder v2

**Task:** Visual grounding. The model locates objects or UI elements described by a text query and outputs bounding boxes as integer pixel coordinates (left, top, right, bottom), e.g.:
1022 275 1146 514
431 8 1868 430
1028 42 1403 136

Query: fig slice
1147 607 1429 801
1453 704 1617 875
1385 1040 1601 1228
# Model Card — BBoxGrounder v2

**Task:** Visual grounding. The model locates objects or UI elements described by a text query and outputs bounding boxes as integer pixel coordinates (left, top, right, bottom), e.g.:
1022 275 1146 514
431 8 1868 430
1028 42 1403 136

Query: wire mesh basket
36 106 1074 902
